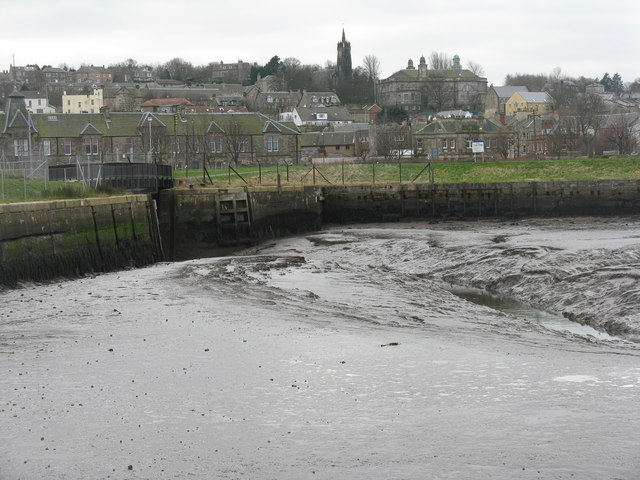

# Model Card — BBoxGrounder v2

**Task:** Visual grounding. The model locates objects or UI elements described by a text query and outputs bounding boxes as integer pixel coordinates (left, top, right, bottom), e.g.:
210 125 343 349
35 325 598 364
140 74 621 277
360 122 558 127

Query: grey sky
2 0 638 86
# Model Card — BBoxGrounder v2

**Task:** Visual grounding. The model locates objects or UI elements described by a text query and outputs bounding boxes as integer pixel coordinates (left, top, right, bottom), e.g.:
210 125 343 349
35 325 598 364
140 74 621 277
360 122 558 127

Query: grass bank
0 177 110 203
175 157 640 187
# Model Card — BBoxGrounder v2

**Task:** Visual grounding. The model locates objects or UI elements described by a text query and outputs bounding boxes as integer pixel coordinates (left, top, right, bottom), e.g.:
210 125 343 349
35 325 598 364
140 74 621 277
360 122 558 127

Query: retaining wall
321 180 640 223
0 195 163 287
158 187 322 261
3 180 639 283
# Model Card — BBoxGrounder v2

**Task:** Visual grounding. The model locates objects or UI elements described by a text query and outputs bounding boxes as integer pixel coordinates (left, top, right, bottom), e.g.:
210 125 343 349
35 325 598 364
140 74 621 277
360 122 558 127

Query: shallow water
447 285 617 340
1 218 640 479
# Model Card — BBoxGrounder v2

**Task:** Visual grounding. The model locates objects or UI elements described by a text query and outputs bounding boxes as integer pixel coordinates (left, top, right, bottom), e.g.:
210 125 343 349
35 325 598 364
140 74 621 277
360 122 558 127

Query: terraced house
1 91 301 167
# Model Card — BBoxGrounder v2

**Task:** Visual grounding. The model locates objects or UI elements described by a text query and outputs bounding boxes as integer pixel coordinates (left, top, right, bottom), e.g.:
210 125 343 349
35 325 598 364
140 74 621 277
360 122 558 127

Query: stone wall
158 186 323 261
3 180 639 285
0 195 162 287
321 180 640 223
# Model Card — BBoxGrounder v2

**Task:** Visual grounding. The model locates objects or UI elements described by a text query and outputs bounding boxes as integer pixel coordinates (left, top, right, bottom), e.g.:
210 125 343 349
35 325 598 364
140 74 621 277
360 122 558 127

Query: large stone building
377 55 487 113
1 94 301 166
210 60 253 85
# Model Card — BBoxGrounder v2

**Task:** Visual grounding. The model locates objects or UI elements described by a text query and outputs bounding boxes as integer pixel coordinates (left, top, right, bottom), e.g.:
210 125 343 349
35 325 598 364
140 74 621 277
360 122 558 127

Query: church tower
336 28 352 81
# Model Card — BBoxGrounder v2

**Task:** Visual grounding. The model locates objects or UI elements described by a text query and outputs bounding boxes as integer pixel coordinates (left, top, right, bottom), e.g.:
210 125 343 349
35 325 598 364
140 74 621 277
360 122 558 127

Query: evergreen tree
611 73 624 93
599 73 612 91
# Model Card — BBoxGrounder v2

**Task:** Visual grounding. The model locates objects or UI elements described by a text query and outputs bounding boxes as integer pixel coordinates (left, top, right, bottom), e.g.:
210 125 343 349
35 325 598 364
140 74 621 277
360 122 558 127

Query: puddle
448 285 617 340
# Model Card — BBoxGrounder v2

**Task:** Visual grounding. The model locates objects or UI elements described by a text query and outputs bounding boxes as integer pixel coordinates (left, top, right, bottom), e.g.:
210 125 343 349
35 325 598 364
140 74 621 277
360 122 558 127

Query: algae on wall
0 195 163 288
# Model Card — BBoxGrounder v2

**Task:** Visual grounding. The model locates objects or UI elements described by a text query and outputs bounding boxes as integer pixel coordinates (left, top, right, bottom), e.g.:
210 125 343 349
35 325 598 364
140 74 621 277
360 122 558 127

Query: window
266 135 279 152
13 139 28 156
83 138 99 155
78 102 81 108
67 100 71 106
466 139 473 150
125 138 134 154
64 139 72 155
441 139 448 150
210 137 223 153
416 139 423 149
43 139 51 156
316 113 328 120
394 135 404 142
359 136 369 142
450 139 456 150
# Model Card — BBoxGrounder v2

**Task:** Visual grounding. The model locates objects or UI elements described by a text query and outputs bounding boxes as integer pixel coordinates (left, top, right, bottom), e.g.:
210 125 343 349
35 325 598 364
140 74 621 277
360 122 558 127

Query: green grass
176 157 640 188
3 158 639 202
0 177 113 203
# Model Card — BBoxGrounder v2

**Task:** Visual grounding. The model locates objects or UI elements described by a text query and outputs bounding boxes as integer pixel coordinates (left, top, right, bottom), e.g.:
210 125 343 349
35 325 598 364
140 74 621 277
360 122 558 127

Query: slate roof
517 92 554 104
27 112 300 138
414 118 504 135
492 86 529 99
385 68 481 82
331 123 370 133
141 98 194 107
21 91 49 99
300 132 354 147
294 106 352 123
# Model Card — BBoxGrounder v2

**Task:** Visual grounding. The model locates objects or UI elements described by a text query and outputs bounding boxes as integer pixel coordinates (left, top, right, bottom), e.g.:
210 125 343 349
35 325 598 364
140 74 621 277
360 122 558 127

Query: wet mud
1 218 639 479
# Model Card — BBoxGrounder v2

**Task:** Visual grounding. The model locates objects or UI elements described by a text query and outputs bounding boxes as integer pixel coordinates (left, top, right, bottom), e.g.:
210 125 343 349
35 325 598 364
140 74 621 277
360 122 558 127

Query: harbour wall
2 179 639 283
0 195 163 287
321 180 640 224
157 186 323 261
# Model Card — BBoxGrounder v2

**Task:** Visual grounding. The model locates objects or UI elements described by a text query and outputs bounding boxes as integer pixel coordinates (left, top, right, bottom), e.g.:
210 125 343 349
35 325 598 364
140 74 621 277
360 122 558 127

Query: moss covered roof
385 68 482 82
25 112 300 138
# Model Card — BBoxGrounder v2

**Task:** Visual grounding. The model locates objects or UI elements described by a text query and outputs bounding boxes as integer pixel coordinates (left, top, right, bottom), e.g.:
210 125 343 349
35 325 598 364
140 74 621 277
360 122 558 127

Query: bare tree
363 55 381 81
504 73 548 91
569 93 606 156
546 116 579 156
466 61 485 77
222 116 249 166
374 124 410 160
601 113 638 154
421 75 455 111
428 52 452 70
549 66 565 83
161 57 194 81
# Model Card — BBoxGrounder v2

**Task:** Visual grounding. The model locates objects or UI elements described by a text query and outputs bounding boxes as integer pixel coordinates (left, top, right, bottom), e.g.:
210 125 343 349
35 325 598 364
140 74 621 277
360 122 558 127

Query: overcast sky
2 0 638 86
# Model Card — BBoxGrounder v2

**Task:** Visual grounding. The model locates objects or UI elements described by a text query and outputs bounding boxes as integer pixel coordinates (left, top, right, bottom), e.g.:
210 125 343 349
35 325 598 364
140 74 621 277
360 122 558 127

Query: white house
22 91 56 114
284 106 353 128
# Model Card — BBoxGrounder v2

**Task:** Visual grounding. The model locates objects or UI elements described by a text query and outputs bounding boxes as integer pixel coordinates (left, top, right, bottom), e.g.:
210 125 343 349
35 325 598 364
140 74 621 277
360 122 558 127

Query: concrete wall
0 195 162 287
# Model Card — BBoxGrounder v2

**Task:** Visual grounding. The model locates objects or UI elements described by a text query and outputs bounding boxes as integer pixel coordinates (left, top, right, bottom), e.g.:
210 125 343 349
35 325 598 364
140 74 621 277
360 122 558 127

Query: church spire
336 28 352 81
